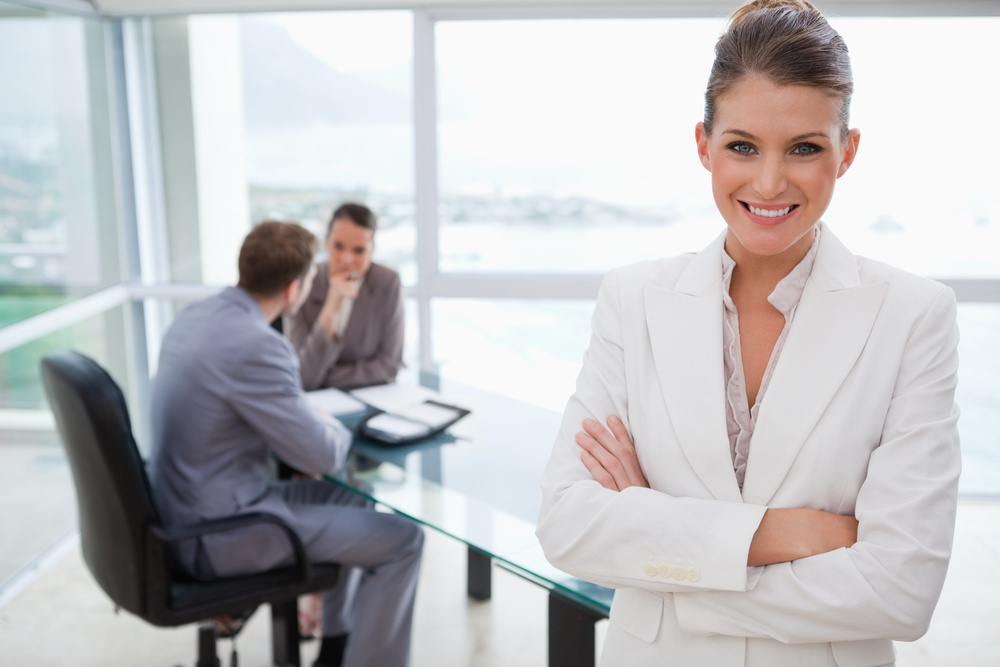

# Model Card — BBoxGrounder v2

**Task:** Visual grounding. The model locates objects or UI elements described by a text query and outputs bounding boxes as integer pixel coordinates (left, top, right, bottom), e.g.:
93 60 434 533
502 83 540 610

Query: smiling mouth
741 202 799 218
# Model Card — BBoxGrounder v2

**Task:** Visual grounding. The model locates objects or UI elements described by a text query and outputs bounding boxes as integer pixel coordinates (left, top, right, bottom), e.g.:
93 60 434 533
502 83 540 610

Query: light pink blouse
722 227 821 491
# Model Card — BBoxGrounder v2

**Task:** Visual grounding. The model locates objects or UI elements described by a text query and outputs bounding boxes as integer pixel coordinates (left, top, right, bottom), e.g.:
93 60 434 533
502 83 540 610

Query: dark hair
237 220 318 297
328 202 377 236
704 0 853 137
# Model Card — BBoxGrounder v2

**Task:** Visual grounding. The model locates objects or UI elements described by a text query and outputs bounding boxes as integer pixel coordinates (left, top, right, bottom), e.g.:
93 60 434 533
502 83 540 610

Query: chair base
196 623 221 667
271 598 301 667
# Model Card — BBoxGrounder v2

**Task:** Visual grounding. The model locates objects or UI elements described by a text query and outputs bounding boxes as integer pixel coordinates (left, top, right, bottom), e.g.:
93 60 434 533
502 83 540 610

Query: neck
725 228 815 293
247 290 285 323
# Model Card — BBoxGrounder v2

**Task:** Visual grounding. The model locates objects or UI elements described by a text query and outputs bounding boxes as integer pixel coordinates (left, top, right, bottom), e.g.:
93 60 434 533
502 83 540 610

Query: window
237 11 417 283
436 18 721 273
433 16 1000 281
0 4 122 323
432 298 595 410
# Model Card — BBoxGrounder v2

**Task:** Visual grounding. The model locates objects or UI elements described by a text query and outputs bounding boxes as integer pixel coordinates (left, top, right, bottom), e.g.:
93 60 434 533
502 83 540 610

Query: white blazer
537 224 961 667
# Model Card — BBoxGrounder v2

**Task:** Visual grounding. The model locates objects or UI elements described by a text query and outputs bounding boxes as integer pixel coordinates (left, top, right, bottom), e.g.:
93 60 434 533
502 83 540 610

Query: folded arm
538 271 960 644
286 271 404 391
579 416 858 566
672 287 961 643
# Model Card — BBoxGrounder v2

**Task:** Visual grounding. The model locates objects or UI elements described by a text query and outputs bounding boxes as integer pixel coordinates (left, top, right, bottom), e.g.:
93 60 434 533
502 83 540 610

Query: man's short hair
328 202 377 236
237 220 318 297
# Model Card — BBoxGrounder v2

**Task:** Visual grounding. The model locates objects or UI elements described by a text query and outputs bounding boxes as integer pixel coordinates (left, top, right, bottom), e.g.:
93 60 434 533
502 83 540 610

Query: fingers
577 415 648 491
330 274 360 300
581 448 619 491
606 414 630 446
605 415 649 488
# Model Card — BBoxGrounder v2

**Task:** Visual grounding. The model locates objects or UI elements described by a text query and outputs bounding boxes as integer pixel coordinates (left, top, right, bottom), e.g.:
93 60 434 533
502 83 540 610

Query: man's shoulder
167 289 287 361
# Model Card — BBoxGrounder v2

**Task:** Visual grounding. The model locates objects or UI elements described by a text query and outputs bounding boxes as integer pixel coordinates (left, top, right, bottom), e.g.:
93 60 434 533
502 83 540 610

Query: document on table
349 383 442 413
350 383 470 444
304 387 368 417
393 401 466 430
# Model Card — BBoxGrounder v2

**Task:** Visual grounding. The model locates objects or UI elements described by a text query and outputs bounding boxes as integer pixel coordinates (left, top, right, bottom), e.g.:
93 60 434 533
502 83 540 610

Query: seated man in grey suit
149 221 423 667
284 203 404 391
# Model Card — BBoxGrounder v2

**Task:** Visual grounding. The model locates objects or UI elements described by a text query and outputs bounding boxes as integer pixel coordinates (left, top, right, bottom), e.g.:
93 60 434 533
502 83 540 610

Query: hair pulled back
704 0 853 137
328 202 377 236
237 220 318 297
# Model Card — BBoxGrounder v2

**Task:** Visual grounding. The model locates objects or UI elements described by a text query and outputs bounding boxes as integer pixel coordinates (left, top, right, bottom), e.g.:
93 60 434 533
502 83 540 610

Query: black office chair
40 350 340 667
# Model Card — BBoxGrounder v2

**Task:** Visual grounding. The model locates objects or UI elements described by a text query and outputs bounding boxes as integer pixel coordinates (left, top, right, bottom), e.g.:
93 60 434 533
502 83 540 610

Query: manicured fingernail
584 418 596 427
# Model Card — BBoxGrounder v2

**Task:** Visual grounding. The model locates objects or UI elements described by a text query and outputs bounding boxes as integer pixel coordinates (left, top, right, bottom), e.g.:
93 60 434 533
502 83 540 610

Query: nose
753 155 788 200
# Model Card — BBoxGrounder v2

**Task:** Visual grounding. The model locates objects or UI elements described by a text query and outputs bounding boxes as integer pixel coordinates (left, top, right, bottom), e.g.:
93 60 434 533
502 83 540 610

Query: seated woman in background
285 202 405 391
536 1 961 665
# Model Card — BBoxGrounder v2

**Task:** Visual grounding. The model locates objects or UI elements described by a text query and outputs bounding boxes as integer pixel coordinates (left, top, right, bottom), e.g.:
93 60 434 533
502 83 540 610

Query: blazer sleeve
285 266 405 390
226 334 352 475
321 269 405 390
537 269 767 595
284 267 337 390
672 285 961 643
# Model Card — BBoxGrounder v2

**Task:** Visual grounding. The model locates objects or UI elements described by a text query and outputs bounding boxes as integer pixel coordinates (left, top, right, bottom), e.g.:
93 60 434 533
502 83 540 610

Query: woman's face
326 218 374 277
695 76 860 266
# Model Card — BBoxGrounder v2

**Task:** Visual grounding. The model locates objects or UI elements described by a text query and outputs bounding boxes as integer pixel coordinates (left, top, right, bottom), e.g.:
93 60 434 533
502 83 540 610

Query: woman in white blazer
536 2 961 666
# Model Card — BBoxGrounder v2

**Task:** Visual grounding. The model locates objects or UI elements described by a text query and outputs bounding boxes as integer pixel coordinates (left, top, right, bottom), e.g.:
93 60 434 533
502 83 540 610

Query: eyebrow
723 129 830 142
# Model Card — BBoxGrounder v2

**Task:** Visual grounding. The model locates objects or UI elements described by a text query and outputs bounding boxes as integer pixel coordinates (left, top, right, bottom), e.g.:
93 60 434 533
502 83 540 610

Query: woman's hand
317 269 358 337
577 415 649 491
748 507 859 566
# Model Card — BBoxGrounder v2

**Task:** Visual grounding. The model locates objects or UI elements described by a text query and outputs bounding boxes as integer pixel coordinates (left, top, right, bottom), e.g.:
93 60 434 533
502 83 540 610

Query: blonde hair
704 0 853 137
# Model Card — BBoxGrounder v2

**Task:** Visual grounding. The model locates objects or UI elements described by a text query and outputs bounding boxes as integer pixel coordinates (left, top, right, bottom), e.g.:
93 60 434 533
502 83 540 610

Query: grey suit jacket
284 261 404 391
149 286 352 578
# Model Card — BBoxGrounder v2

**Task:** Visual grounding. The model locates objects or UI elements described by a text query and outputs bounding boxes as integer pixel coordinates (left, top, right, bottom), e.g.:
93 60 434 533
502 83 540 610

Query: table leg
467 545 492 601
548 592 603 667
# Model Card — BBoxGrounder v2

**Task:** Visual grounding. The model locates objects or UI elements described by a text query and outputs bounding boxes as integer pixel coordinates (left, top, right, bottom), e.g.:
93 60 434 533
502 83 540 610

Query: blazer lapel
741 227 888 506
645 233 743 503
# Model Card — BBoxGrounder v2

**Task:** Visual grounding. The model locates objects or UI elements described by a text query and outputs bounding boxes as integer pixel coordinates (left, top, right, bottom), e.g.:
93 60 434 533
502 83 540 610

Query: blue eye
727 141 755 155
792 143 821 155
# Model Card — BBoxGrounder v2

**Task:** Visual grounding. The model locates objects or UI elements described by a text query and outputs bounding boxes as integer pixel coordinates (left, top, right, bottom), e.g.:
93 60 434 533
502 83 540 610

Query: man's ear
282 278 299 305
695 122 712 172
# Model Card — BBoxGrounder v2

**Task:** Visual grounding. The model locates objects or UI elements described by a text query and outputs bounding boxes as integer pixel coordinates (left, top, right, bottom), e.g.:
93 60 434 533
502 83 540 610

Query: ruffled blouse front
722 228 821 491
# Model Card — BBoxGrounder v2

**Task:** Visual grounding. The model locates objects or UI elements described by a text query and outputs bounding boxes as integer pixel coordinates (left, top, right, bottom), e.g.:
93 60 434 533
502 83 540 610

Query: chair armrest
148 512 311 581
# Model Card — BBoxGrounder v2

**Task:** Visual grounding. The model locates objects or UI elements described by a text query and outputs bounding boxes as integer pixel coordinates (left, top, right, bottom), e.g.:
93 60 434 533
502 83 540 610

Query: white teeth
748 205 793 218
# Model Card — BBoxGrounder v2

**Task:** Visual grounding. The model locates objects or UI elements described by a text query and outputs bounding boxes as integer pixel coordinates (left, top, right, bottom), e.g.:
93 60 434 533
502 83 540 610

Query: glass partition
955 303 1000 497
431 298 595 411
436 18 721 273
435 16 1000 280
828 17 1000 279
0 2 122 325
0 306 130 591
234 11 417 284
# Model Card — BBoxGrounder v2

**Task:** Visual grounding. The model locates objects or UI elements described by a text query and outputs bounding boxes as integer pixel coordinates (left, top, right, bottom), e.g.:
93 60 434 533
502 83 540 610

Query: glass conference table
329 372 613 667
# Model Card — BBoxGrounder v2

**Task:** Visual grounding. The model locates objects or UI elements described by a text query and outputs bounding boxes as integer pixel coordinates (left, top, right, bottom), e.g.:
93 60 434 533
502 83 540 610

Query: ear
281 278 299 306
837 128 861 178
695 122 712 172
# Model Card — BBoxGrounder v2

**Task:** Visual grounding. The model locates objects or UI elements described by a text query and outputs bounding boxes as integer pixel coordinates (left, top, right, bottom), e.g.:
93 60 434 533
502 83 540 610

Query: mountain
239 18 410 128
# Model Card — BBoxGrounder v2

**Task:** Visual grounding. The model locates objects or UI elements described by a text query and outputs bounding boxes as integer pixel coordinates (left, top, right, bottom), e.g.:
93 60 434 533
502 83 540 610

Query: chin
728 222 817 259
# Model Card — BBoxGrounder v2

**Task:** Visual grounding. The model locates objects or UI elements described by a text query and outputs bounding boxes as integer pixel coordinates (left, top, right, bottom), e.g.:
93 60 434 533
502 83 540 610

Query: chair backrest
40 350 160 618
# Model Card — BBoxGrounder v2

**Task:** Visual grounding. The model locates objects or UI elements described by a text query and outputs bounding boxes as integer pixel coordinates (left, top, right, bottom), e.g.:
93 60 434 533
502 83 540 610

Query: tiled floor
1 501 999 666
0 527 555 667
0 427 997 666
0 438 75 587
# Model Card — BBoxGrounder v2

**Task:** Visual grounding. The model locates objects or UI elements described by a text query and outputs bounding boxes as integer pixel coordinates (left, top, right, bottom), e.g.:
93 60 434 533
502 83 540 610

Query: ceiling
53 0 1000 18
